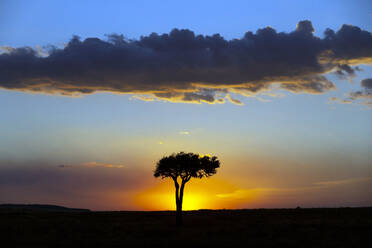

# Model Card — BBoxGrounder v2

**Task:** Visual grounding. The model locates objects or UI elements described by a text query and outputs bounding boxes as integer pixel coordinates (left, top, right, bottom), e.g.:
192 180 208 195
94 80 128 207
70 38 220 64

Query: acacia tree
154 152 220 226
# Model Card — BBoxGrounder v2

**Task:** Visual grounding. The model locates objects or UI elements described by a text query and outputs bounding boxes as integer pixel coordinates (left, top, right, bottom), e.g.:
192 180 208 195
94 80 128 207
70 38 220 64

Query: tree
154 152 220 226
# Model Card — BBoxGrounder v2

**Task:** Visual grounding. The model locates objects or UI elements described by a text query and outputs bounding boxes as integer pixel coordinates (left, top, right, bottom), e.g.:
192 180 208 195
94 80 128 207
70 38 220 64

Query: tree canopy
154 152 220 181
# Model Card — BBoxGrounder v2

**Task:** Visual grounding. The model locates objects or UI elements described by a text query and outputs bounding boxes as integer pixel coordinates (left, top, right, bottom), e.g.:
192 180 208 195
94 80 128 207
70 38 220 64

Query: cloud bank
1 20 372 104
0 161 149 210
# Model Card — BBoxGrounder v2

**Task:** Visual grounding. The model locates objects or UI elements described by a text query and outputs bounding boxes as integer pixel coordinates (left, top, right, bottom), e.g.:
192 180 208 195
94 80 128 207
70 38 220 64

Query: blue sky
0 0 371 210
1 0 372 46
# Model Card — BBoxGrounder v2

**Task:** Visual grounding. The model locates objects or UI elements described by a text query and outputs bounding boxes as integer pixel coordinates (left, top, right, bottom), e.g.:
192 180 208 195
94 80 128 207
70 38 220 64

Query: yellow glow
134 177 242 210
182 194 207 210
198 153 211 158
135 192 207 210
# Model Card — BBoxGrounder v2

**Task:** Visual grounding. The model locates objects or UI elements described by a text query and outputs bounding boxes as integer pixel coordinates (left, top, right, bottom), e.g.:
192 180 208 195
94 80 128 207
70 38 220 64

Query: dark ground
1 207 371 247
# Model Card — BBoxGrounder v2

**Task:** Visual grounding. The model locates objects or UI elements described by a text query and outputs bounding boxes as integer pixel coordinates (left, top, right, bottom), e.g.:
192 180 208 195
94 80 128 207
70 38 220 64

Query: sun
181 194 206 210
135 178 240 210
135 191 208 210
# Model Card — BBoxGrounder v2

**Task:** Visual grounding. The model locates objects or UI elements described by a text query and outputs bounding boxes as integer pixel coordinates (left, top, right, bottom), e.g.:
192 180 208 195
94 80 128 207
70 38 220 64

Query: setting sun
181 194 207 210
136 192 207 210
135 177 243 211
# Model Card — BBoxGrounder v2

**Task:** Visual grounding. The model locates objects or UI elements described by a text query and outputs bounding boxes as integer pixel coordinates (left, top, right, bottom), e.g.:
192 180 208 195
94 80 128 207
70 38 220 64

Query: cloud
215 176 372 208
130 95 156 102
82 161 124 168
179 131 190 135
345 78 372 107
153 90 226 104
334 64 356 80
59 161 125 169
313 176 372 186
226 94 243 105
215 186 316 199
0 160 149 210
361 78 372 89
217 176 372 199
1 21 372 104
328 79 372 108
328 96 352 104
0 161 137 190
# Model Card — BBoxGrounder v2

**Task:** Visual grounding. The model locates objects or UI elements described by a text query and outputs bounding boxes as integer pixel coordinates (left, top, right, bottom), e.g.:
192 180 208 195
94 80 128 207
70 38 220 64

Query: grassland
1 207 371 247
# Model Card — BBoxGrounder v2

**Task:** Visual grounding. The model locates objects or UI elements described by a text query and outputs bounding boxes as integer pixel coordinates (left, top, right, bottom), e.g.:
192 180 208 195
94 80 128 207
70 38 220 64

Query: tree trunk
176 181 185 226
176 201 183 226
174 180 183 226
173 178 188 227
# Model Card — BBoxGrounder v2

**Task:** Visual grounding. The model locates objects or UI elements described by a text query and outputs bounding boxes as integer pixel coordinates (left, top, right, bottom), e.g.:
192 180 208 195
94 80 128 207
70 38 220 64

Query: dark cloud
334 64 357 80
361 78 372 89
1 20 372 104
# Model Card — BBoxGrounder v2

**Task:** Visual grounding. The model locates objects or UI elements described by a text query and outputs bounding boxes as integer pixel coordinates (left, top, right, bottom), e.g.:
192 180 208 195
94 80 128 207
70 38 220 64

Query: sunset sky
1 0 372 210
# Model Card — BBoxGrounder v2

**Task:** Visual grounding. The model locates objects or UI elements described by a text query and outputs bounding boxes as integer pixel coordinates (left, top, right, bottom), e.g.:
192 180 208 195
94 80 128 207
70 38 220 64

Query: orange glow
134 177 253 210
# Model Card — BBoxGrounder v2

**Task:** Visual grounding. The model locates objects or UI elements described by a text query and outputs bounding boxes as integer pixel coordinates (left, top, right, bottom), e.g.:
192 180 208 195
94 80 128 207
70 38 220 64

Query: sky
1 0 372 210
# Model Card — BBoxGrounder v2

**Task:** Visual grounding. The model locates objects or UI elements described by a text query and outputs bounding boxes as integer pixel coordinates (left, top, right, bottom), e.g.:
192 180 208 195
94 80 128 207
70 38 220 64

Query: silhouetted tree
154 152 220 226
